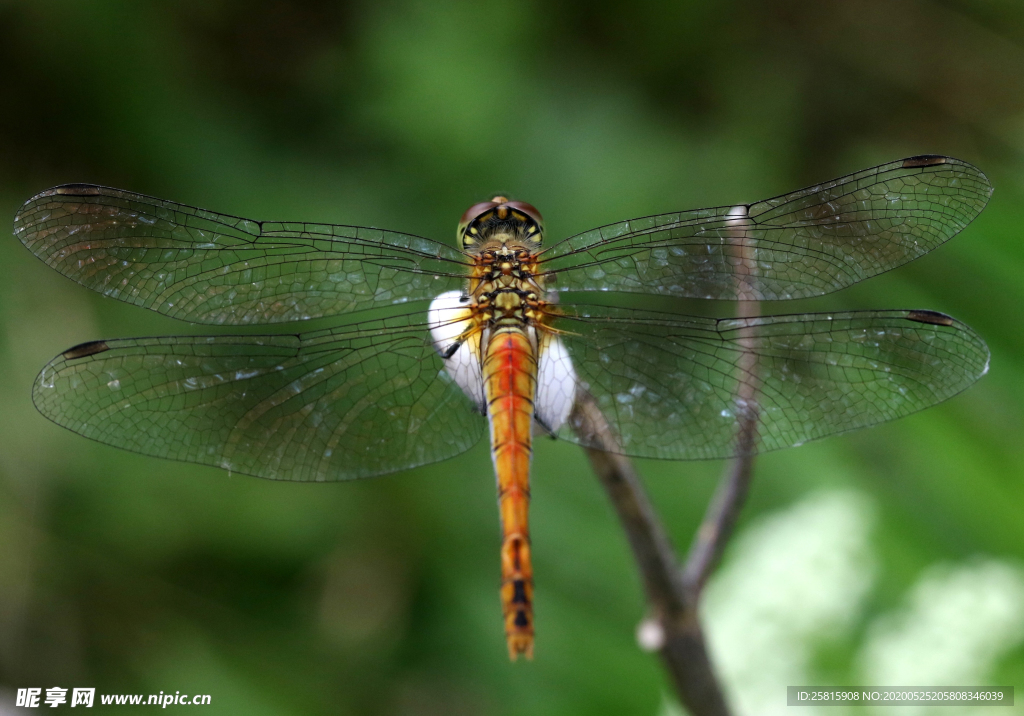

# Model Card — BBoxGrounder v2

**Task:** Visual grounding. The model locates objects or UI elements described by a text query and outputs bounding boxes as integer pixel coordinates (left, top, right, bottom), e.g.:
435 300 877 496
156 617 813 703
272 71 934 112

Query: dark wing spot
55 184 102 195
906 310 955 327
63 340 110 359
902 155 948 168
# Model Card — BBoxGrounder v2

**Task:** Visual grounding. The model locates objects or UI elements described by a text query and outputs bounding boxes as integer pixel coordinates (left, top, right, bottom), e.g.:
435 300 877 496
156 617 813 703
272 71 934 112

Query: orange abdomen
483 328 537 660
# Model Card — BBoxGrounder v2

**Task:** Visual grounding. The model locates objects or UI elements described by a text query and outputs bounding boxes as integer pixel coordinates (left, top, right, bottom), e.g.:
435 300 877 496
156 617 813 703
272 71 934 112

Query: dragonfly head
459 196 544 253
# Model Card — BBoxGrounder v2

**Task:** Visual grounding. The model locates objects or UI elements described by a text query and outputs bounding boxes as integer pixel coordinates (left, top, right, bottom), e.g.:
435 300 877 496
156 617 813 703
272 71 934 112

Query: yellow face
458 196 545 253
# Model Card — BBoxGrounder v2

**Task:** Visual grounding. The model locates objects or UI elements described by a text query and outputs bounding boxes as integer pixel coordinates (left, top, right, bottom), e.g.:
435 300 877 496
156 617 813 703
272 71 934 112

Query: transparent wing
33 312 486 481
549 305 989 459
15 184 471 325
541 156 992 300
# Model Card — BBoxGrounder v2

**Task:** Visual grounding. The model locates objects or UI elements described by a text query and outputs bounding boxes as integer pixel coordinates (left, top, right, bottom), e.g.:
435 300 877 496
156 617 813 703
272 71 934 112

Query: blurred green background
1 1 1023 714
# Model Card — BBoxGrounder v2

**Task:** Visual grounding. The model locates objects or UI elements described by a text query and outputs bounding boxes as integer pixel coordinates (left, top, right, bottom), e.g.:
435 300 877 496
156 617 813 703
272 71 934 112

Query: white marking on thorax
535 331 577 432
428 290 485 411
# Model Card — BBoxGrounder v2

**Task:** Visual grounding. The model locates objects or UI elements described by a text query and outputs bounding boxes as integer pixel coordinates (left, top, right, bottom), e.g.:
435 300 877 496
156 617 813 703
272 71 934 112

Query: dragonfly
15 155 991 660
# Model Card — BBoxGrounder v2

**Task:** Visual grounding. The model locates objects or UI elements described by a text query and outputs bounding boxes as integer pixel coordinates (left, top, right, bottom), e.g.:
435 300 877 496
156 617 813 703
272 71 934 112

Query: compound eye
461 201 499 227
505 201 543 226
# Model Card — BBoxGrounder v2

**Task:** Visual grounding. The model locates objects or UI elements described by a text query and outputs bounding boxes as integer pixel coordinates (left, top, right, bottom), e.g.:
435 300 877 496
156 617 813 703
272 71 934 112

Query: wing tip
15 184 107 238
902 154 993 198
903 309 991 379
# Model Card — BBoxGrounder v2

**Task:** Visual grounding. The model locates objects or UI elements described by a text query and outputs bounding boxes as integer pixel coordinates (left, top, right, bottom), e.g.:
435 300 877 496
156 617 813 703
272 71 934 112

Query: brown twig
683 302 760 594
681 437 756 598
684 204 761 594
569 206 762 715
572 391 736 716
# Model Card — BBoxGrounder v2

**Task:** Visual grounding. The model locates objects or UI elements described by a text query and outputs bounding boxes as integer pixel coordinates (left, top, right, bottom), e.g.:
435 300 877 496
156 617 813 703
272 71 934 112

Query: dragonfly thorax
469 245 545 315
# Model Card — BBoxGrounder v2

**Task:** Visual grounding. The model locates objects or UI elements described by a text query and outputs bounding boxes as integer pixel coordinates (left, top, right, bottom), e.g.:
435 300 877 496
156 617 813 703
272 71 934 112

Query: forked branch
572 390 752 716
572 229 761 714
